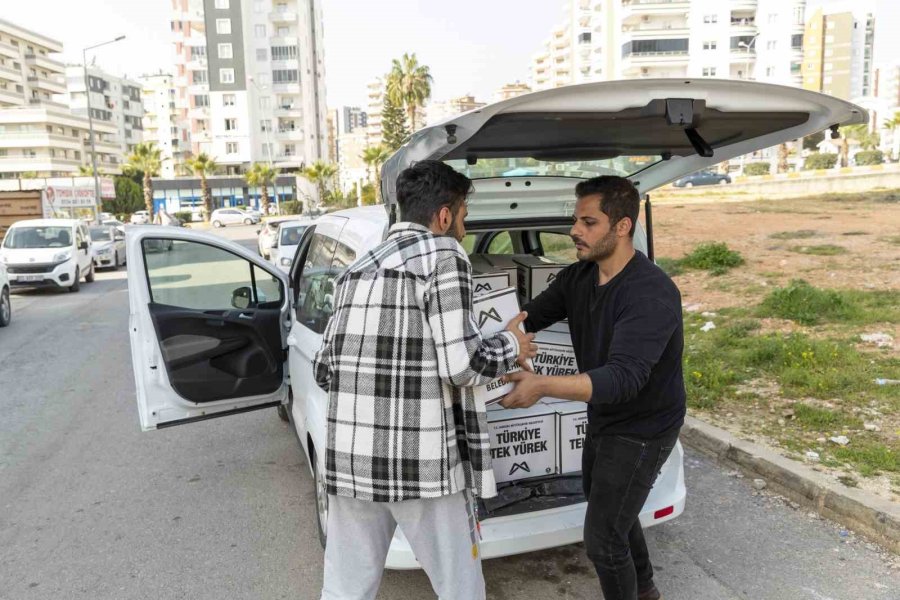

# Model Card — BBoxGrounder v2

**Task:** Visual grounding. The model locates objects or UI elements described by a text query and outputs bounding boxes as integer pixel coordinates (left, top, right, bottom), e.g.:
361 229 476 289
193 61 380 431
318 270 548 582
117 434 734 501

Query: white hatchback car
90 225 126 269
270 219 313 273
124 80 865 569
130 210 151 225
0 258 10 327
211 208 260 228
1 219 95 292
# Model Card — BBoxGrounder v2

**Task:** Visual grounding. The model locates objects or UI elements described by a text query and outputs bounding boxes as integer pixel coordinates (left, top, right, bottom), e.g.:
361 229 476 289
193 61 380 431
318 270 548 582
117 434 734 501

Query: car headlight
53 250 73 262
97 247 112 255
280 257 292 267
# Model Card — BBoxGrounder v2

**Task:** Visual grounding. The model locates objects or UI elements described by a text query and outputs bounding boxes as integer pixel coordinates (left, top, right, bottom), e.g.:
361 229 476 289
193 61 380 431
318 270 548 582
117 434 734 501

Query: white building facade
140 73 187 178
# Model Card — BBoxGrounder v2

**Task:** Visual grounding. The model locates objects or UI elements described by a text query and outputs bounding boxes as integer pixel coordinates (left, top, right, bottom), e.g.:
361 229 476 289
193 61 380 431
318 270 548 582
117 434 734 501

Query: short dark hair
396 160 472 227
575 176 640 237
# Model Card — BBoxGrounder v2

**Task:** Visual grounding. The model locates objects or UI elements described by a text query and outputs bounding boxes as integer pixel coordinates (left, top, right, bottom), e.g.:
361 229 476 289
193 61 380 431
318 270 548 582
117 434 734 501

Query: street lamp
83 35 125 223
737 34 760 81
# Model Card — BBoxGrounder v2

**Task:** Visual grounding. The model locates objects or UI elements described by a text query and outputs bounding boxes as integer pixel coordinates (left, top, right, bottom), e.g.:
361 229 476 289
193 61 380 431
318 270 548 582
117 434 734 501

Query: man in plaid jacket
314 161 536 600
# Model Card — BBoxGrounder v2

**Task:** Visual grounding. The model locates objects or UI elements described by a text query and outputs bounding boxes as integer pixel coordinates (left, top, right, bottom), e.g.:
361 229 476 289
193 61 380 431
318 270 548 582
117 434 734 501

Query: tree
185 153 218 222
127 142 162 219
381 94 411 151
386 52 433 133
361 144 391 203
103 176 144 217
776 142 790 174
78 165 103 176
839 124 879 167
301 161 337 208
245 162 279 215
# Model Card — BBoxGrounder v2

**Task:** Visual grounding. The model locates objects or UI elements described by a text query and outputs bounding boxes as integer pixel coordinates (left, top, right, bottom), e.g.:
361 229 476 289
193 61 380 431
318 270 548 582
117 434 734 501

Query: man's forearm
538 373 593 403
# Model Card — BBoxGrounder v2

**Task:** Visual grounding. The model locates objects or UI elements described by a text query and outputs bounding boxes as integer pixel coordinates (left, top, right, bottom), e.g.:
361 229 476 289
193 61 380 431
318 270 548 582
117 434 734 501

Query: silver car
211 208 260 228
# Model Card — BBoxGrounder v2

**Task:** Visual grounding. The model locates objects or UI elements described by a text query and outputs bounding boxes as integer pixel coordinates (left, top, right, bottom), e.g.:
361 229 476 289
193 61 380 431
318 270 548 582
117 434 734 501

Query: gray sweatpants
320 491 485 600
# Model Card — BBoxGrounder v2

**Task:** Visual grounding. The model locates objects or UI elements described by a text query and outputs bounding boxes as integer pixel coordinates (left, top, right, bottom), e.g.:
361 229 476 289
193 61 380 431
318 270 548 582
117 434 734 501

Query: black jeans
582 428 680 600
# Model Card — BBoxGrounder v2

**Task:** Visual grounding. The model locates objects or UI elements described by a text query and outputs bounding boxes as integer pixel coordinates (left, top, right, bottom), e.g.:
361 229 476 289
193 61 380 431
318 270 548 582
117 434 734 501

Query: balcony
275 105 303 118
272 82 301 94
0 131 84 152
621 49 689 70
0 87 24 105
621 0 690 20
275 127 301 140
27 75 66 95
269 10 297 23
622 24 690 39
730 0 758 9
730 18 757 35
0 40 19 59
0 62 20 81
24 53 65 74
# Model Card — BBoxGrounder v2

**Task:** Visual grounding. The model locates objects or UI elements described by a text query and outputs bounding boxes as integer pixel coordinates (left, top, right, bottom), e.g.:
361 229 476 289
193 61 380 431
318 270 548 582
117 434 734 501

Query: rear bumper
384 441 686 570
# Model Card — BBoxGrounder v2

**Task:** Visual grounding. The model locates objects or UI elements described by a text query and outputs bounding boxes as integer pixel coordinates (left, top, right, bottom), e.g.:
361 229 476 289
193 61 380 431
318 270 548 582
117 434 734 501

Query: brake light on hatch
654 506 674 520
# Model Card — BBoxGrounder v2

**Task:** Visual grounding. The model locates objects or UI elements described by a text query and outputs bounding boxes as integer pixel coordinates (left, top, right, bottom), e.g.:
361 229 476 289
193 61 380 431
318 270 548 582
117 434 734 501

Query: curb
681 416 900 554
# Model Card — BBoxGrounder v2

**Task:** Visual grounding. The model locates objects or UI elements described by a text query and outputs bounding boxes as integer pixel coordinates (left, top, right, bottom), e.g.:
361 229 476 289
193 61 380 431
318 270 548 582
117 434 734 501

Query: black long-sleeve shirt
523 251 686 439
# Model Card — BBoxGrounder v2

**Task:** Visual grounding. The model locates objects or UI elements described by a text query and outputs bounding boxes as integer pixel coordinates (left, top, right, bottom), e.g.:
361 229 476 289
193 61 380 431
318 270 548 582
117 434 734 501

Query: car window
539 232 577 264
142 239 283 310
295 233 340 334
487 231 513 254
461 234 476 255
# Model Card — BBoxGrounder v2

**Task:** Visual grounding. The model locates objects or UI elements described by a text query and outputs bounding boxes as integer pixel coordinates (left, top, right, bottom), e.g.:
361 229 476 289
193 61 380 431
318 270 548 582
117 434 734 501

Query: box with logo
553 402 588 474
472 287 532 405
513 255 567 301
472 271 511 297
483 254 520 290
487 403 559 483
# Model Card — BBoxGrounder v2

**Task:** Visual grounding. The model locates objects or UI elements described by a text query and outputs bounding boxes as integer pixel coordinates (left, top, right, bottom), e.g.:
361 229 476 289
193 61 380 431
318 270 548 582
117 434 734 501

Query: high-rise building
531 0 807 89
338 105 367 134
802 5 876 100
169 0 327 174
140 72 187 178
365 77 384 148
0 19 120 178
63 66 145 158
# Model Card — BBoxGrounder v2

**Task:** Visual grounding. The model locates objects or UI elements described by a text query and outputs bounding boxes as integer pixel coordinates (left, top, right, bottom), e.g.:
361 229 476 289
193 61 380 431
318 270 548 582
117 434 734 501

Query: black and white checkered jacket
314 222 520 502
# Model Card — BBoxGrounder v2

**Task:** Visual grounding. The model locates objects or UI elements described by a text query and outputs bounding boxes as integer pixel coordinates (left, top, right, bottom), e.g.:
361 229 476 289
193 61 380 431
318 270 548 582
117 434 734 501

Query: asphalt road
1 224 898 600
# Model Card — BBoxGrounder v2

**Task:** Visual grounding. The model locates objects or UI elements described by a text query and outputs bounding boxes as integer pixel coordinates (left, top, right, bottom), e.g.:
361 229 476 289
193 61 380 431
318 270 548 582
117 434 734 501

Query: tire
719 178 728 185
684 182 694 188
85 263 95 283
69 268 80 293
213 220 223 228
277 404 290 422
244 218 252 225
113 252 120 270
312 446 328 549
0 287 11 327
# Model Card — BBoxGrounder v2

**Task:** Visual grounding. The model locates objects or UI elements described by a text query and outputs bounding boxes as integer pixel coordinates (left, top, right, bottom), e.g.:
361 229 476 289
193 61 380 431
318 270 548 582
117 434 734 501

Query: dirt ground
648 188 900 499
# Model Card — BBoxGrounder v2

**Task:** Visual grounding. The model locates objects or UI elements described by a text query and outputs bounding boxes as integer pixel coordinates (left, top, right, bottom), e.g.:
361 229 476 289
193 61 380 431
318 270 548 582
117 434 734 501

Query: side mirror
231 286 252 309
115 234 125 241
79 241 88 250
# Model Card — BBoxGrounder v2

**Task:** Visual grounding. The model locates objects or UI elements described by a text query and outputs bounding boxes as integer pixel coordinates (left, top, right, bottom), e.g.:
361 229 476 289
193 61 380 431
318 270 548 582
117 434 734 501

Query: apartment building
492 81 532 103
337 105 366 134
140 73 187 178
169 0 327 174
802 5 875 100
531 0 807 89
365 76 384 148
425 95 486 125
63 65 145 158
0 19 119 178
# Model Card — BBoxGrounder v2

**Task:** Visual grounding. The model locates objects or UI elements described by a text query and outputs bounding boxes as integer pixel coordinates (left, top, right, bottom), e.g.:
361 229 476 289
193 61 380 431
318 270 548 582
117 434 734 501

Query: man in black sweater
502 176 685 600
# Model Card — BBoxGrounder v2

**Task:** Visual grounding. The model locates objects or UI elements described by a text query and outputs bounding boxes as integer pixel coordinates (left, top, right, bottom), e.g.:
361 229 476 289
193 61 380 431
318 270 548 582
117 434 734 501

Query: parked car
90 225 126 270
130 211 151 225
256 218 296 259
240 208 263 220
270 219 313 273
672 170 731 187
124 80 865 569
0 218 94 292
211 208 260 228
0 258 10 327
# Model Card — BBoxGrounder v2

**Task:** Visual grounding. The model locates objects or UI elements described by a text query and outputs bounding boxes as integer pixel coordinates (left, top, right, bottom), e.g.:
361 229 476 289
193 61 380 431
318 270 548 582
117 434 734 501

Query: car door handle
238 312 254 320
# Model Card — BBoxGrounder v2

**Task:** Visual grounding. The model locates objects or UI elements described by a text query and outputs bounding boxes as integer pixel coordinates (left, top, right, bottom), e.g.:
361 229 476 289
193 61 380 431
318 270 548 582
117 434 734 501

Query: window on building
272 69 299 83
271 45 298 60
193 94 209 107
766 67 775 77
258 73 270 86
827 21 835 30
255 25 267 38
216 19 231 35
254 0 265 12
825 35 834 44
256 48 268 61
259 96 272 109
218 43 233 59
768 13 777 24
702 67 716 77
220 68 235 84
262 143 273 158
703 41 717 50
192 70 208 84
276 27 290 36
226 142 239 154
215 0 229 8
225 118 237 131
703 14 718 24
767 40 777 50
284 143 296 156
222 93 236 106
260 120 272 132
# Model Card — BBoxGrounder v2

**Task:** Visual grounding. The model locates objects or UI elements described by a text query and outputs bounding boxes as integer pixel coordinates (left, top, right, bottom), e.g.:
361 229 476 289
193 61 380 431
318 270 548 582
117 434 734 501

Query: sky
3 0 899 110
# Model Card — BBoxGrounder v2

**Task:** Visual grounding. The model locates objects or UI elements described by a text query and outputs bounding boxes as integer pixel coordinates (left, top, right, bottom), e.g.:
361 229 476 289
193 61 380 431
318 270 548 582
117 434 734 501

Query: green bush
174 211 194 223
854 150 884 166
803 153 837 170
743 162 770 176
758 280 857 325
680 242 744 276
280 200 303 215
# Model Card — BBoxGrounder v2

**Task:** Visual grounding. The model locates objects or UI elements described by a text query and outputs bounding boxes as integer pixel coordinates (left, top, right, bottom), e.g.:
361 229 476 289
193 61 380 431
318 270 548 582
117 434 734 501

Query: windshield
444 156 662 180
90 227 112 241
279 225 307 246
3 226 74 249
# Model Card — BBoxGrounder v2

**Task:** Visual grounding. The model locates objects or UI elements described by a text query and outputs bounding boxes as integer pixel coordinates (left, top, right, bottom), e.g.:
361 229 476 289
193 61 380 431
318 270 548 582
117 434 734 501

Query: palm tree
839 124 879 167
386 53 433 133
245 162 279 215
885 111 900 160
301 161 337 208
361 145 391 204
776 143 790 174
185 153 218 222
127 142 162 219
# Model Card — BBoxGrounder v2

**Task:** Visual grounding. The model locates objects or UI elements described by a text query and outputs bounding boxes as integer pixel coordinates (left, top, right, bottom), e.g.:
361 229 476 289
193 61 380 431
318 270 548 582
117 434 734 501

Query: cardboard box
472 287 531 405
472 271 511 297
513 255 566 301
554 402 588 474
483 254 520 290
487 403 559 483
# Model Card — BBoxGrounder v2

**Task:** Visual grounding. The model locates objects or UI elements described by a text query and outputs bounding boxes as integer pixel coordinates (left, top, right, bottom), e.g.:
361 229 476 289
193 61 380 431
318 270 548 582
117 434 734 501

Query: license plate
18 275 43 282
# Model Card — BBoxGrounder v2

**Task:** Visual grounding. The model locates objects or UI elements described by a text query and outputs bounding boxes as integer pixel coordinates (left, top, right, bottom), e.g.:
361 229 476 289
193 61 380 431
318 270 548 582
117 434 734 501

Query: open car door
126 227 291 430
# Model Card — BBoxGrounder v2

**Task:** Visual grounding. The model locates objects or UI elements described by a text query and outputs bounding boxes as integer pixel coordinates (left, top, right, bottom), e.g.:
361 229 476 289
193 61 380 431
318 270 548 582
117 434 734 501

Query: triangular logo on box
547 273 557 282
478 307 502 328
509 461 531 476
475 282 492 293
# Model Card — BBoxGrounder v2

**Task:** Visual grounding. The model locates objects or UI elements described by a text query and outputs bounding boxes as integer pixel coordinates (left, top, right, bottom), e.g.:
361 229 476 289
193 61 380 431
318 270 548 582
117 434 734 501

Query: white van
1 219 95 292
123 80 865 568
269 219 314 273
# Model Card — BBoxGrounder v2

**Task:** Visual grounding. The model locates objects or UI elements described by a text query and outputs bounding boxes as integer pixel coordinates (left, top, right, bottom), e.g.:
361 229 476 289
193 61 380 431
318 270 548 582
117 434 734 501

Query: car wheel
719 178 728 185
244 218 252 225
69 268 81 293
213 220 223 228
0 287 11 327
312 446 328 549
85 263 95 283
684 182 693 188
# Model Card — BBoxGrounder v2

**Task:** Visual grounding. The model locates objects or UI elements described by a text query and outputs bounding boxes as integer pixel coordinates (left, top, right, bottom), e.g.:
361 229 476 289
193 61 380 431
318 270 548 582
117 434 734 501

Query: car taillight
654 506 674 520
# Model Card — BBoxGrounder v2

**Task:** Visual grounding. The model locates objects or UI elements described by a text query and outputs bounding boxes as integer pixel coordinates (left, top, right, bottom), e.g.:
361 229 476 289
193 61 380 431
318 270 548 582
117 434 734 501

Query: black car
672 170 731 187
